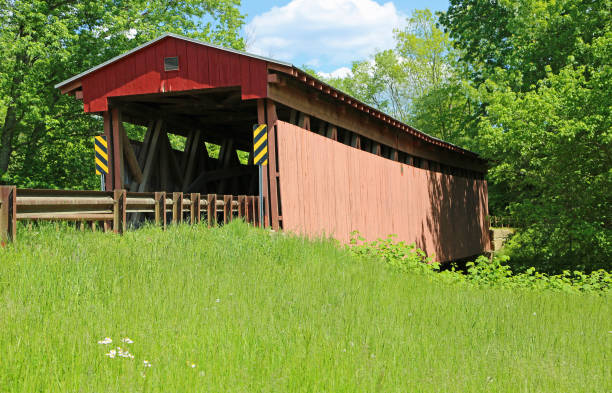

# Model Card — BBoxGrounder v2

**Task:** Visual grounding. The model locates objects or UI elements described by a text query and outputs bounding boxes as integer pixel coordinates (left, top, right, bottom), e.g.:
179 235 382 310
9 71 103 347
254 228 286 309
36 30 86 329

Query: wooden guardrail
489 216 516 228
0 186 261 244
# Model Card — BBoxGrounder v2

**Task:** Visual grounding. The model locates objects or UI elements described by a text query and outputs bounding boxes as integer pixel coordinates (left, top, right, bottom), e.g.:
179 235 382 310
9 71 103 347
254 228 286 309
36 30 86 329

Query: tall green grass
0 222 610 392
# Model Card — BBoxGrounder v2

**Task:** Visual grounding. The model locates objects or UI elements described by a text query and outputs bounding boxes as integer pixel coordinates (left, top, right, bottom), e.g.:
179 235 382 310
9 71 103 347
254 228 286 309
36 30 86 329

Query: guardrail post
172 192 183 224
113 189 127 234
245 196 252 224
191 193 201 225
238 195 246 220
207 194 216 227
223 195 231 224
254 196 260 227
154 192 166 230
0 186 17 245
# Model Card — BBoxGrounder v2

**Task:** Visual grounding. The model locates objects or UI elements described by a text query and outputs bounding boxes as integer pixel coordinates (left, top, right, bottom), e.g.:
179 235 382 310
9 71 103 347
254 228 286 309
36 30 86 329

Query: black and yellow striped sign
95 135 109 175
253 124 268 166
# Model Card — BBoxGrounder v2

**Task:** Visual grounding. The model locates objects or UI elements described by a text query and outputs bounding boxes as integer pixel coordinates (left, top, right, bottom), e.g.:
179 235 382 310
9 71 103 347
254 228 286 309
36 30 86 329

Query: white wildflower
191 363 197 368
122 337 134 344
98 337 113 345
143 360 152 368
215 298 220 303
105 349 117 358
115 347 134 359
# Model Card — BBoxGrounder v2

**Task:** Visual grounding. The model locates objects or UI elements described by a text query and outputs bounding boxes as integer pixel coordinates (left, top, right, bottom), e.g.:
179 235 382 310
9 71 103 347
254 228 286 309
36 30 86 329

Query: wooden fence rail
0 186 261 244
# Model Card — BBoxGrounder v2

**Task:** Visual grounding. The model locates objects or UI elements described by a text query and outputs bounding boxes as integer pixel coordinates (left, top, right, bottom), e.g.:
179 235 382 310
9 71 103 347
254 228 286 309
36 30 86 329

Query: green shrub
348 232 611 293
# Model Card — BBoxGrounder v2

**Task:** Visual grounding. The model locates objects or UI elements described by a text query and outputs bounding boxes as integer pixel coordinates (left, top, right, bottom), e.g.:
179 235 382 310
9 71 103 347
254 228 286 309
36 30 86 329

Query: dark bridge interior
110 87 260 195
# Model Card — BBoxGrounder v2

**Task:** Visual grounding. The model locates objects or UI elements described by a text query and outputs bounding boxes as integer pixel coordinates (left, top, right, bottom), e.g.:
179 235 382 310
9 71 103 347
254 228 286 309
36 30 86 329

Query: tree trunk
0 105 18 176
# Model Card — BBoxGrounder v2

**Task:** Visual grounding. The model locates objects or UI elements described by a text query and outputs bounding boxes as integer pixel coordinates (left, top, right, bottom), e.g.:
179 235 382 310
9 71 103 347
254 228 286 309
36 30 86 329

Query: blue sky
240 0 450 76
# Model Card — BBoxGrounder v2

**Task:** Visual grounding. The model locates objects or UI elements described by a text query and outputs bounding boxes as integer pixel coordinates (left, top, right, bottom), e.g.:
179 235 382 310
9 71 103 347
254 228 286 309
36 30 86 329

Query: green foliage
0 0 245 189
348 231 611 293
319 9 474 147
349 231 440 274
1 222 610 391
453 4 612 271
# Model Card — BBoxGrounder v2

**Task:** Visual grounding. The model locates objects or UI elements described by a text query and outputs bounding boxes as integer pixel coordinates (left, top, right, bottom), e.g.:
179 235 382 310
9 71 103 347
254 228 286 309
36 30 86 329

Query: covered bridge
56 33 490 261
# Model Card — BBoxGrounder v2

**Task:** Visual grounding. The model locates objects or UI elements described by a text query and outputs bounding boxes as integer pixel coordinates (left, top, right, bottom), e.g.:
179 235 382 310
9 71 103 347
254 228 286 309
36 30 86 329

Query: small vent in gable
164 56 179 71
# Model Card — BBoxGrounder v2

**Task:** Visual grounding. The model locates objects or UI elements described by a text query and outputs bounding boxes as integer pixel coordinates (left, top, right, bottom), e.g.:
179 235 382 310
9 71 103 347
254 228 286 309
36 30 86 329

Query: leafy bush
348 232 611 294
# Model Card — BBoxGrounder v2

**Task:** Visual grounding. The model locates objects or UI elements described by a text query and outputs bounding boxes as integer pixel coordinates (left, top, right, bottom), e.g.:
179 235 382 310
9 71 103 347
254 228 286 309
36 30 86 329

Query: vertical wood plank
113 189 126 234
223 195 232 223
111 107 124 189
207 194 216 227
238 195 246 219
103 111 113 190
191 193 201 225
245 196 252 224
0 186 17 244
257 99 270 227
266 100 280 230
154 191 167 230
172 192 183 224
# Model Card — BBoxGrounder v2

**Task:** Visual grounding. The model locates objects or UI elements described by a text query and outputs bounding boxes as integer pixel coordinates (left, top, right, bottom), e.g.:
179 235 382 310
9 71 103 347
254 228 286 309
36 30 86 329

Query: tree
394 9 473 145
439 0 611 91
320 9 472 145
0 0 245 189
440 0 611 271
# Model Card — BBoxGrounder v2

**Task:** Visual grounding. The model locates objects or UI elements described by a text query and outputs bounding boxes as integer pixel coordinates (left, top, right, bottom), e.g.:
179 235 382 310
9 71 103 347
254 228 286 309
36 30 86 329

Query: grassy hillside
0 222 610 392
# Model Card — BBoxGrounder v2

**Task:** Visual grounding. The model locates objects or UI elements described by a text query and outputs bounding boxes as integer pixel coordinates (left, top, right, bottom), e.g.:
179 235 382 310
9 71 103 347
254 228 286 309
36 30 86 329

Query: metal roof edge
55 32 293 89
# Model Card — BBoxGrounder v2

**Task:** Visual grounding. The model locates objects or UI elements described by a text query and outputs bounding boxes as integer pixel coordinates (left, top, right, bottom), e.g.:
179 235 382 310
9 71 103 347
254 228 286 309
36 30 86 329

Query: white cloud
318 67 353 79
246 0 405 71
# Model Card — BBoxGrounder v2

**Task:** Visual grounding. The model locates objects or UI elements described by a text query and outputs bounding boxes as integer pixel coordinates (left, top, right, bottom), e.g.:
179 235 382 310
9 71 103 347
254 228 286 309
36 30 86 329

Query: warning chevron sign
95 135 109 175
253 124 268 166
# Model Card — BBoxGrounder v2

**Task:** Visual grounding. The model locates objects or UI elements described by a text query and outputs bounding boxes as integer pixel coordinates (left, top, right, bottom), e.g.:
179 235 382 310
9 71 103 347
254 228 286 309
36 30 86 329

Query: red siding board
80 36 267 113
276 121 490 262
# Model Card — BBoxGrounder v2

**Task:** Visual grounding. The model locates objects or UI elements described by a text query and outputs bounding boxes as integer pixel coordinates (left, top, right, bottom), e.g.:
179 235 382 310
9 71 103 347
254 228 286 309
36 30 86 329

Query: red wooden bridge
3 33 492 261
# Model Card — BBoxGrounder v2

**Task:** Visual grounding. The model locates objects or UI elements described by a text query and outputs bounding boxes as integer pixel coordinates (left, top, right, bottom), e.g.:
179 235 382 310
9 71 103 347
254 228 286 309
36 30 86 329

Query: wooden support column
266 99 281 230
207 194 216 227
298 112 310 130
154 191 166 230
172 192 183 224
111 108 124 189
373 142 381 156
113 189 126 234
257 99 270 227
182 130 202 191
0 186 17 245
191 193 201 224
238 195 246 219
223 195 232 223
103 112 114 190
350 133 361 149
245 196 253 224
137 121 163 192
119 123 143 184
254 196 260 227
327 124 338 141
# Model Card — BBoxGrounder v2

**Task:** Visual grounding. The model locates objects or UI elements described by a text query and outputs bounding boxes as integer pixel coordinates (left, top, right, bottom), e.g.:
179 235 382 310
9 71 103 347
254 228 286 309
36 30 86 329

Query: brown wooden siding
276 121 490 262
